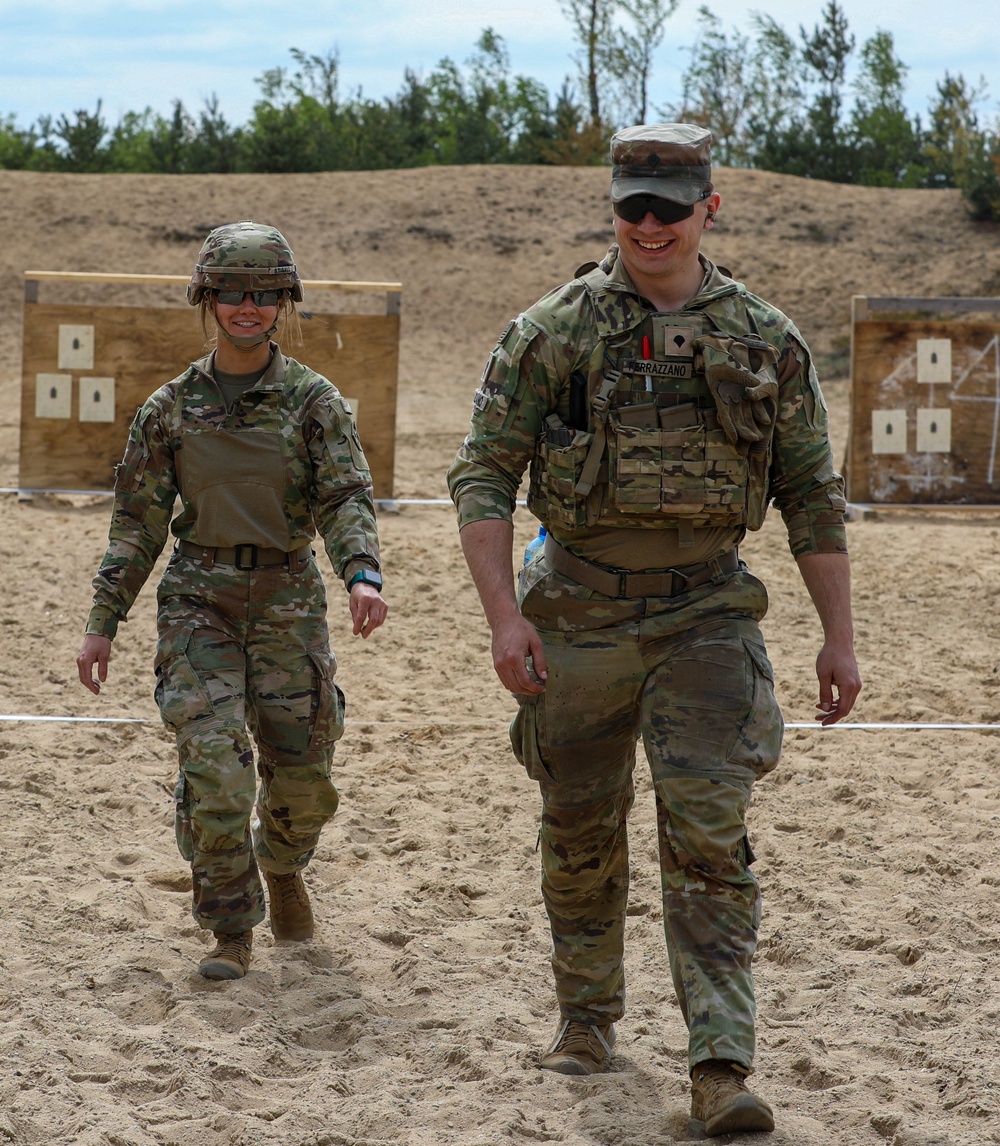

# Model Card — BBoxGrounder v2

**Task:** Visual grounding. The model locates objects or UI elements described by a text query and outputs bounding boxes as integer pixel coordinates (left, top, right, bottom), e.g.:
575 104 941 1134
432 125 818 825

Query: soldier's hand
815 637 862 725
492 615 548 696
350 583 388 639
77 635 113 695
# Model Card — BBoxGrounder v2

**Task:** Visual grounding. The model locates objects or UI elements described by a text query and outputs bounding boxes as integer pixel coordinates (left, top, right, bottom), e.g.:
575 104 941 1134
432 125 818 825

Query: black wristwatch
347 569 383 591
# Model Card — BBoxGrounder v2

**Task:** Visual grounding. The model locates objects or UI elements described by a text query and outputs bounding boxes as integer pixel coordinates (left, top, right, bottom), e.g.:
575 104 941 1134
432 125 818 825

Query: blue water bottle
523 524 547 566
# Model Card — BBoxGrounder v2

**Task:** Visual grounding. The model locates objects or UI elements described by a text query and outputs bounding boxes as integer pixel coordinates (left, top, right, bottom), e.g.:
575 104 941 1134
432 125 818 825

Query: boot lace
549 1020 614 1059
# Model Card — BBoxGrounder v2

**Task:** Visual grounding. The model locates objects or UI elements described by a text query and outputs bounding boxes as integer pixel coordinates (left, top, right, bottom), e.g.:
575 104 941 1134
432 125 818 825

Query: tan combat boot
264 870 314 941
539 1019 616 1075
198 930 253 980
690 1059 774 1136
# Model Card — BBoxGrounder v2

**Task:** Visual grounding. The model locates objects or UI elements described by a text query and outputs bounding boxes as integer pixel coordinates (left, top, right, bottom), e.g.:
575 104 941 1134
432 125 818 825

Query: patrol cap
609 123 713 206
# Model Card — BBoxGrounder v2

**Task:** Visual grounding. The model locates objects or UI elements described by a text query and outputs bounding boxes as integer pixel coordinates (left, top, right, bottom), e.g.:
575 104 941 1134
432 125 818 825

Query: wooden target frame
19 271 401 499
845 295 1000 507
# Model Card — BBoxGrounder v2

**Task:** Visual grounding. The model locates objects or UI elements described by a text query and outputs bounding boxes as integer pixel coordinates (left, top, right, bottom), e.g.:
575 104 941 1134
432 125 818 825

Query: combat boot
198 930 253 980
690 1059 774 1136
264 870 314 941
539 1019 616 1075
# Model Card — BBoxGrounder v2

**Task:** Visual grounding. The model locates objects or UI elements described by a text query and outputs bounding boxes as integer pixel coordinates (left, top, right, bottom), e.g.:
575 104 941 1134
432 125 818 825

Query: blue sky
0 0 995 132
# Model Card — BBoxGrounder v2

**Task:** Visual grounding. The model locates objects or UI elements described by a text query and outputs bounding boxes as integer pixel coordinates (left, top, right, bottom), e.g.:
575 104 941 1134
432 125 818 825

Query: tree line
1 1 998 220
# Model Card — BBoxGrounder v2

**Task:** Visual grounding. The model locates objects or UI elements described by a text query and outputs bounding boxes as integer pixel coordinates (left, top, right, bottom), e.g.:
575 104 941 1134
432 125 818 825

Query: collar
601 246 736 302
191 343 287 390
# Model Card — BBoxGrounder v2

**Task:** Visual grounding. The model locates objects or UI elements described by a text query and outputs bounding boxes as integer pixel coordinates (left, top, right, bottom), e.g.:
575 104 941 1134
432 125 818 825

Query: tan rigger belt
543 535 739 598
176 540 312 571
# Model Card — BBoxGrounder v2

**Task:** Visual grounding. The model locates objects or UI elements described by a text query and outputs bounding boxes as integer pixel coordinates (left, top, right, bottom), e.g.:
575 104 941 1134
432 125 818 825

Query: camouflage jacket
448 247 847 558
86 346 380 639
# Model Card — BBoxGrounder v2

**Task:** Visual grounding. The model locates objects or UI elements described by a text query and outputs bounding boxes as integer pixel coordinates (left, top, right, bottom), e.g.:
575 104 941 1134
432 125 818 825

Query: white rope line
0 488 457 506
785 721 1000 730
0 715 148 724
2 714 1000 732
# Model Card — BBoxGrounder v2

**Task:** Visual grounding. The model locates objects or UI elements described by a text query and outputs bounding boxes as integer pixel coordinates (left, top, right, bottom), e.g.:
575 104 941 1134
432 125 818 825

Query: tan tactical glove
694 333 780 446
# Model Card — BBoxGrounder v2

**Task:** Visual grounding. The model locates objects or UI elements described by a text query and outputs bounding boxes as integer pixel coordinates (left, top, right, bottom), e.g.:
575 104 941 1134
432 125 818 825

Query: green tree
51 102 110 172
105 109 159 172
669 6 754 165
149 101 195 173
187 95 243 173
242 49 345 172
848 31 923 186
560 0 615 130
0 114 37 169
541 80 605 164
747 1 856 180
799 0 855 179
419 30 555 164
613 0 679 123
743 13 803 153
560 0 678 131
922 74 1000 218
922 71 985 187
671 8 804 169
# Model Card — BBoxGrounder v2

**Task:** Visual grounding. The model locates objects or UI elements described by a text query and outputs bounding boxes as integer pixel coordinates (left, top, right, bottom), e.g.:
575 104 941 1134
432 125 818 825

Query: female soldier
76 221 387 980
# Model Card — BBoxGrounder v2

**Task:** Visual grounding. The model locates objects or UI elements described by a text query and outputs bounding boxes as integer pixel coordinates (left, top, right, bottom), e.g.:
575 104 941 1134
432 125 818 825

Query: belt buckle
234 544 257 570
666 565 690 596
602 563 630 596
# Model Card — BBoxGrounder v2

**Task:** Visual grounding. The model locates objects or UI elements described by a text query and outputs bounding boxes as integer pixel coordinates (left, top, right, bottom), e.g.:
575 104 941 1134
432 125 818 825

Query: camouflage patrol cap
187 220 304 305
609 123 713 205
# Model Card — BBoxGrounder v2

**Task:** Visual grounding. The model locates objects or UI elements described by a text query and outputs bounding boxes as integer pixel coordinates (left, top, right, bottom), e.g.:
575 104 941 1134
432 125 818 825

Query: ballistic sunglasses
613 195 703 225
212 289 285 306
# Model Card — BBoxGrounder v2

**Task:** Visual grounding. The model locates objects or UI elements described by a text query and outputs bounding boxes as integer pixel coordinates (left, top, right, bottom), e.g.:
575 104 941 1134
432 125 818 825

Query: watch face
352 570 382 589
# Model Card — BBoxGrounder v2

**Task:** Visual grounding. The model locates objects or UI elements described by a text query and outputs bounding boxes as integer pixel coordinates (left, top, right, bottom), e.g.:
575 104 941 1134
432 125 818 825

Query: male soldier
447 124 861 1136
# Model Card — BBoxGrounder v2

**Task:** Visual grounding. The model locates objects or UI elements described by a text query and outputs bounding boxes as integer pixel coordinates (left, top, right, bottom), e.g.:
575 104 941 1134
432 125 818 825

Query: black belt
544 535 739 598
176 540 312 571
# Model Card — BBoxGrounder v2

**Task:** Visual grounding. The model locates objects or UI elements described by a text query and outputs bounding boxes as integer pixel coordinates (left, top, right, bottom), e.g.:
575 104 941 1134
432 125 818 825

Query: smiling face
211 292 280 345
612 190 721 310
208 290 283 373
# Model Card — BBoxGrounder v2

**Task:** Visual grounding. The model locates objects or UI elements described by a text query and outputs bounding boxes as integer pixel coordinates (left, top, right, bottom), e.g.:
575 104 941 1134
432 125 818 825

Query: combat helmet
187 220 303 305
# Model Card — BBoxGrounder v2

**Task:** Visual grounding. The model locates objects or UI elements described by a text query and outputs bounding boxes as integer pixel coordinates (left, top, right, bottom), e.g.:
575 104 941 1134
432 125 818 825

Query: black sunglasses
212 289 284 306
613 195 699 225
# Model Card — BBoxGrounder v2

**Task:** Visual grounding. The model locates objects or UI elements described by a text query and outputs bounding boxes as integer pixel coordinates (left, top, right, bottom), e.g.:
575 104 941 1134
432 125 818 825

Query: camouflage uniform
448 245 847 1072
86 346 380 933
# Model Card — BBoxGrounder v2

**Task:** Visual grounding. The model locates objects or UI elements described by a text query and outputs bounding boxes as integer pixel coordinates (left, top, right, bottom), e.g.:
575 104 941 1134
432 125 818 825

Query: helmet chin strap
215 316 280 352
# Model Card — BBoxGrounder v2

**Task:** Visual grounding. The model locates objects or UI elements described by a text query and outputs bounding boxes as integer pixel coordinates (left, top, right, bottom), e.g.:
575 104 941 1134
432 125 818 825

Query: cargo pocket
727 638 783 779
307 644 346 750
114 437 148 493
509 694 555 783
154 623 215 737
173 772 194 862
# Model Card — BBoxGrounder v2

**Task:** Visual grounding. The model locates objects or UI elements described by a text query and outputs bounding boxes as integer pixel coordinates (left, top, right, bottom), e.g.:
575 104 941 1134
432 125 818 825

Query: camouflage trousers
512 555 783 1072
155 551 344 934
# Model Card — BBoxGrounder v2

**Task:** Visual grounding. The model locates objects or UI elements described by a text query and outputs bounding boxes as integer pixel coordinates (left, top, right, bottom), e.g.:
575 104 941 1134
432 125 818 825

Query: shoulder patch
473 317 544 429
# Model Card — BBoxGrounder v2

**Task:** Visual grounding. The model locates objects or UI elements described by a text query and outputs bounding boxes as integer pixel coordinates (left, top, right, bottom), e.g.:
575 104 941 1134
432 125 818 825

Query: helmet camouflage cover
187 220 303 305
